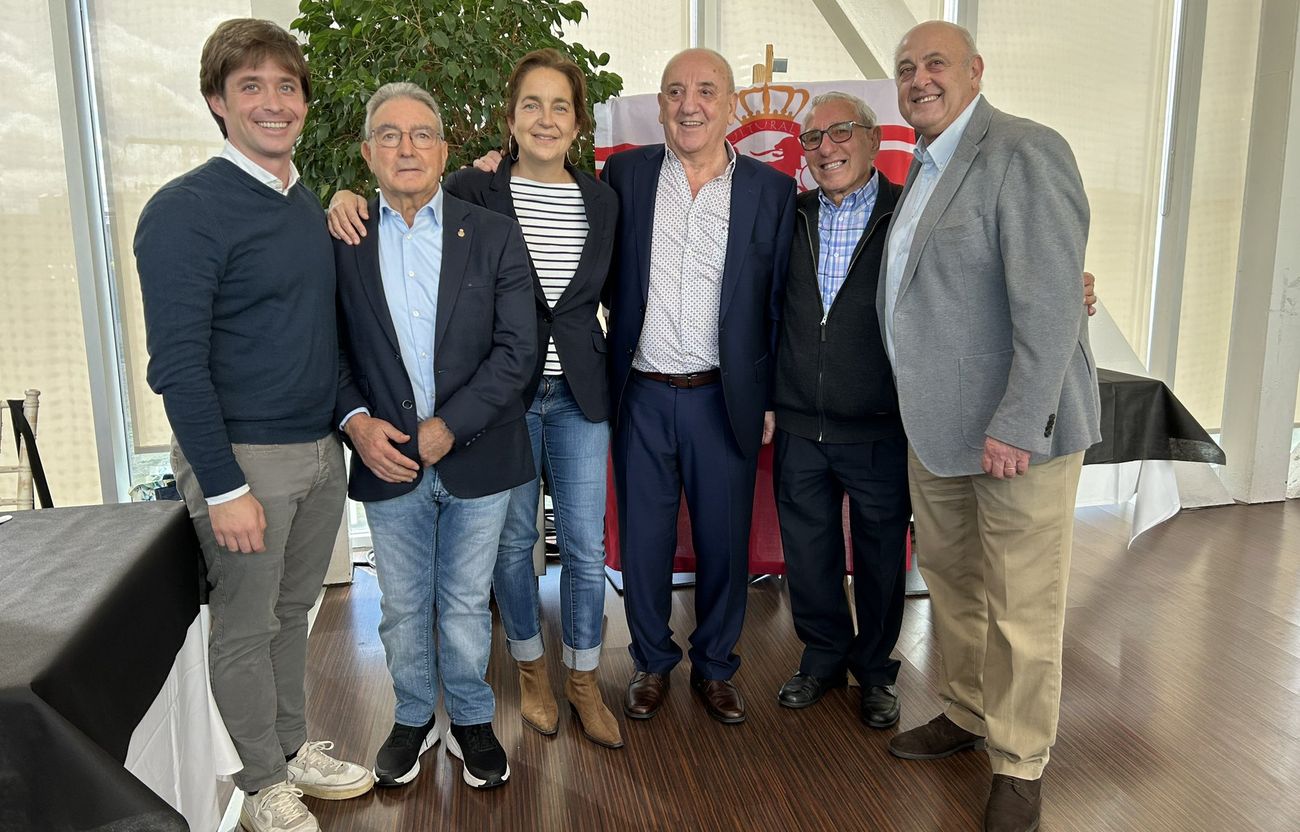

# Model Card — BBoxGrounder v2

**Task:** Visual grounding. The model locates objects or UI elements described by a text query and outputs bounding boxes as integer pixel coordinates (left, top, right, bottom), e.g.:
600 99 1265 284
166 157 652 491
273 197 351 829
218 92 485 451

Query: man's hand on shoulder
473 149 503 173
344 412 419 483
327 189 369 245
982 436 1030 480
210 492 267 553
418 417 456 467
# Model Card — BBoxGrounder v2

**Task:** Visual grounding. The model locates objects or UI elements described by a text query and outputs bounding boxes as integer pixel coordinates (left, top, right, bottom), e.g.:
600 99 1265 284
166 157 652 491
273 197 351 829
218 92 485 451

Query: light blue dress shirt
883 93 983 366
379 189 444 421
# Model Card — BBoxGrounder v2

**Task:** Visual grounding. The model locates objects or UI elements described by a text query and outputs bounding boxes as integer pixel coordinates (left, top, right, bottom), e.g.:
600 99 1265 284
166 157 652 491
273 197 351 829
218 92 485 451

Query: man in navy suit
602 48 796 724
334 83 535 790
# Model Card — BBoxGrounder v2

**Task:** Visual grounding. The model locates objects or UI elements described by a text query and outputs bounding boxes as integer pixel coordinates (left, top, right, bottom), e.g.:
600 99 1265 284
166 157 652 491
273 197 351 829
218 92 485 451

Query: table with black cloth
0 502 198 831
603 367 1224 577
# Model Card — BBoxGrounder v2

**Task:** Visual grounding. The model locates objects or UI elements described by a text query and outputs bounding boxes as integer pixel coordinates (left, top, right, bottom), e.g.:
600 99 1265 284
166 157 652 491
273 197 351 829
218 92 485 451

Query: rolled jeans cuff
563 642 602 672
507 632 544 663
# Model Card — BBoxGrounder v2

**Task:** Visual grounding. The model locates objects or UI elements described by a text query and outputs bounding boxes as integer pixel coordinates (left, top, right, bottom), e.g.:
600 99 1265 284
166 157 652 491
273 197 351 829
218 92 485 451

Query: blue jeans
364 467 509 727
494 376 610 671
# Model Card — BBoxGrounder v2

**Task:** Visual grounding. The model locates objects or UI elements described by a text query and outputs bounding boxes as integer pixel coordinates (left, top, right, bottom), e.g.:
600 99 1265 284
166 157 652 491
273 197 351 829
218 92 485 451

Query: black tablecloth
0 502 198 831
1085 368 1226 465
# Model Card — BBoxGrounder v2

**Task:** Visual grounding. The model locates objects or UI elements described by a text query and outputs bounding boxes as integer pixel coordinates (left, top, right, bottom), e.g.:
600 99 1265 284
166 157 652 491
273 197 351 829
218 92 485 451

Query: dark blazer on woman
443 156 618 422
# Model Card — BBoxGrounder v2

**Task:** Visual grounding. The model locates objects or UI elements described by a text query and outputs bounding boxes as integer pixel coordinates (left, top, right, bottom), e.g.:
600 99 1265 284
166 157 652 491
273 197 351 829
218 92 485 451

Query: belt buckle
670 372 699 389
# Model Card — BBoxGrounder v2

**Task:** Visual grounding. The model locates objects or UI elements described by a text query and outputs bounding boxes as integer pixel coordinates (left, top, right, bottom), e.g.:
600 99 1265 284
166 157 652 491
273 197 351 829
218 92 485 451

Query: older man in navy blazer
335 83 535 791
603 48 795 724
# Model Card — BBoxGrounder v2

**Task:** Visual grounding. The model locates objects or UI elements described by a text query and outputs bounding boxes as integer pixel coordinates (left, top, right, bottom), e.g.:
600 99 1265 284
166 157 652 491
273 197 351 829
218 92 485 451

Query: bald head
661 48 736 96
895 20 978 67
893 20 984 142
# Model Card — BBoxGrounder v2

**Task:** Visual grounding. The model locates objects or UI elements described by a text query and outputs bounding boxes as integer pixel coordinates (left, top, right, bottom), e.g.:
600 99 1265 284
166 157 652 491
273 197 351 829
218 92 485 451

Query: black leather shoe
624 671 670 719
776 672 846 709
690 671 746 724
860 684 900 728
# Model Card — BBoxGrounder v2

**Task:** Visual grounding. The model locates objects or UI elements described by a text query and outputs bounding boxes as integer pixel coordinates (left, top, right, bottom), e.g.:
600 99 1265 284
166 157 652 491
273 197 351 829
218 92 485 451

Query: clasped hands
343 412 455 483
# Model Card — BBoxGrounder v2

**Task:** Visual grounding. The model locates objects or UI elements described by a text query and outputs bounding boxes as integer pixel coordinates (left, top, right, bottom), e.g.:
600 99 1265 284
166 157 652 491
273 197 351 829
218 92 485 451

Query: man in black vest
770 92 912 728
771 92 1097 733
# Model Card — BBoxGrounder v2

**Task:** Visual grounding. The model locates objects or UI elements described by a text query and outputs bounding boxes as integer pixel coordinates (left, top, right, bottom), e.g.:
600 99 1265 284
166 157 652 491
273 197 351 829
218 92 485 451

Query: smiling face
657 49 737 163
205 59 306 180
361 96 447 208
894 21 983 143
508 66 580 168
803 99 880 205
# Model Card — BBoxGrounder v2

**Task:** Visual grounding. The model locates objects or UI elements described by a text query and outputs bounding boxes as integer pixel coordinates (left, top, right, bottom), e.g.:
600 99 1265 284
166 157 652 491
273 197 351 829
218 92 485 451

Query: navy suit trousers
612 374 757 679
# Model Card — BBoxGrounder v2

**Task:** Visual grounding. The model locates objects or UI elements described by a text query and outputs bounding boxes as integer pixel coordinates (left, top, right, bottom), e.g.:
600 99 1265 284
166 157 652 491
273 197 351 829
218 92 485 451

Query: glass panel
722 0 868 83
1173 0 1262 433
84 1 291 487
0 0 102 506
565 0 690 95
978 1 1176 359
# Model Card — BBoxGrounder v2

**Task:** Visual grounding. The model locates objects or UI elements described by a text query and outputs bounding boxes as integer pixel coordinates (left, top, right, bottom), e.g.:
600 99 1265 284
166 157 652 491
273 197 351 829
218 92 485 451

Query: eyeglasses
798 121 872 151
370 128 441 149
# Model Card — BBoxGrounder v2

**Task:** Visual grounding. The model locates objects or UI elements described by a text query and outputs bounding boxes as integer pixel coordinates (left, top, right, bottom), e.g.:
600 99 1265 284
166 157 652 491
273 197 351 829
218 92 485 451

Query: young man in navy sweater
135 19 371 832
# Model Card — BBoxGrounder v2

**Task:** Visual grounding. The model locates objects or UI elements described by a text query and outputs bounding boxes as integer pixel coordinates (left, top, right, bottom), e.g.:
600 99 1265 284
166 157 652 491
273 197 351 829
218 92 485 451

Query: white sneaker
239 782 319 832
286 739 375 799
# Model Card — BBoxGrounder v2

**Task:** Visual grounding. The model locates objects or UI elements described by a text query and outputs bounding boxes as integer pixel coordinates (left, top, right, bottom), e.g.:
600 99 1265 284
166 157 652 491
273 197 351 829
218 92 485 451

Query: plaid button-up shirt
816 171 879 312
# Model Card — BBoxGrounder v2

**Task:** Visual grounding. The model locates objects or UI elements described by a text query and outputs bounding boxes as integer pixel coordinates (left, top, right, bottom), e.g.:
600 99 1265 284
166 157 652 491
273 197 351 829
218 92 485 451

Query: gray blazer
878 97 1101 477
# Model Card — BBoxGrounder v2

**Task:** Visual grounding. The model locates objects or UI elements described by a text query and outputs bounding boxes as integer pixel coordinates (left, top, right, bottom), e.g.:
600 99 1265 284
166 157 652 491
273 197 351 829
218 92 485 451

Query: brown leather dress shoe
690 672 746 724
984 774 1041 832
888 713 985 759
624 671 670 719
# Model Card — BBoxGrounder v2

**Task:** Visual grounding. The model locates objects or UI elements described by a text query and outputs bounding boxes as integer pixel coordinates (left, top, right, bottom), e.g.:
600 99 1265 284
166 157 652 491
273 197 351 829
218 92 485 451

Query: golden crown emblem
735 44 809 125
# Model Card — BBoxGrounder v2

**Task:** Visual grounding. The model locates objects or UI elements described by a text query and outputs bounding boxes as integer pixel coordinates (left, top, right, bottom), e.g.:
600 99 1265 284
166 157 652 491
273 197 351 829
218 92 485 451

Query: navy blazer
335 190 538 501
602 145 796 458
443 157 618 422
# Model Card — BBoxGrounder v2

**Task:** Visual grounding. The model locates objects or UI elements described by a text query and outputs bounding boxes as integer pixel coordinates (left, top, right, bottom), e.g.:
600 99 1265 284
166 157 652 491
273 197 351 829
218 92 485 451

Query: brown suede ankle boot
518 657 558 735
565 668 624 749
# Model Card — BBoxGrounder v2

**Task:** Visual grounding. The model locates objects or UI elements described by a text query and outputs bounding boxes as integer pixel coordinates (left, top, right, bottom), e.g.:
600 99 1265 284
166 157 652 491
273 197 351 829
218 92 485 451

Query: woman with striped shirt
329 50 622 749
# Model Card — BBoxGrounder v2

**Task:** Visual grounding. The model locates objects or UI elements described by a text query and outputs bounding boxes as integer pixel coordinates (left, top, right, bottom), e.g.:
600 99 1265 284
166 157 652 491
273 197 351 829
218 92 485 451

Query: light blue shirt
883 93 983 366
379 188 444 421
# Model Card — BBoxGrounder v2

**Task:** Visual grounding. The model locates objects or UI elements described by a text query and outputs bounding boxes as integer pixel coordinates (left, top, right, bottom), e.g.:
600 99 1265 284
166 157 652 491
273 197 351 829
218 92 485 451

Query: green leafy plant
293 0 622 205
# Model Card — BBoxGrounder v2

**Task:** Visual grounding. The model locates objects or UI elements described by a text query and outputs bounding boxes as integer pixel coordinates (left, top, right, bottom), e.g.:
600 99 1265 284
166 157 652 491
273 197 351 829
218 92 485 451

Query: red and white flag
595 79 916 190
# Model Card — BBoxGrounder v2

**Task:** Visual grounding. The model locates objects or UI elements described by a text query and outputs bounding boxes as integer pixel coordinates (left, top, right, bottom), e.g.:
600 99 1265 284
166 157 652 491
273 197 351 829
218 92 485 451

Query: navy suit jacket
602 145 796 458
335 190 537 501
443 157 618 422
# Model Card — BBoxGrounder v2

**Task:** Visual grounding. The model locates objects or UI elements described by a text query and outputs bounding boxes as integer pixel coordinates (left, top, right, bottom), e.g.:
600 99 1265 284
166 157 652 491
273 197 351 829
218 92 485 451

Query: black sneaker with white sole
373 714 440 787
446 722 509 789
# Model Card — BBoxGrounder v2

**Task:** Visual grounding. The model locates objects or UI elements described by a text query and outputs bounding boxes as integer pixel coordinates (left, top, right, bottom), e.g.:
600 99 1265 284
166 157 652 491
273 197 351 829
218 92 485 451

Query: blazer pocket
591 329 608 353
958 350 1012 449
753 353 770 383
933 213 984 239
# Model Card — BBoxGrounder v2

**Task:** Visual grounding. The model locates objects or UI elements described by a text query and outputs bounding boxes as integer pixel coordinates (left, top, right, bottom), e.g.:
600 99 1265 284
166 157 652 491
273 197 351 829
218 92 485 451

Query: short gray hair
801 92 878 132
364 82 444 138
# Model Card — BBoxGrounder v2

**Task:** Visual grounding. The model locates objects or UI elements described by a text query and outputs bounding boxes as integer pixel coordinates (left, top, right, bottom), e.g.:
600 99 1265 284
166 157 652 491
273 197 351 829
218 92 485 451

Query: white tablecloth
124 607 241 832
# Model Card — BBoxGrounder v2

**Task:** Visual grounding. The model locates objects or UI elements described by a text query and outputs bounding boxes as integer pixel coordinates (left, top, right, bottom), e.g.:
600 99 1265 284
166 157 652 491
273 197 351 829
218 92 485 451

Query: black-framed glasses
798 121 872 151
370 127 441 149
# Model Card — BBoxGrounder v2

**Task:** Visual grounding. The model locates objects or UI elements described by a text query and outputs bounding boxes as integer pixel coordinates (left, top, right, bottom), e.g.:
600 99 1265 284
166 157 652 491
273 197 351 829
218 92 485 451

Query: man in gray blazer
879 21 1100 832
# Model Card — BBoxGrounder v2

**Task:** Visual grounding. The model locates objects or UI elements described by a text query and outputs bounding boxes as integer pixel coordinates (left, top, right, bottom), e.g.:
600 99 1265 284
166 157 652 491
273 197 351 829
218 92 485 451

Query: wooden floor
302 501 1300 831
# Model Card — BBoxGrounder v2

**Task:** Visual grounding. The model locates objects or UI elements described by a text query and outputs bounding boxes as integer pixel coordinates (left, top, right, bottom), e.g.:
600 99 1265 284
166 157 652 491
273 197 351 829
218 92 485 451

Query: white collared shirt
634 143 737 374
883 93 983 366
219 140 300 194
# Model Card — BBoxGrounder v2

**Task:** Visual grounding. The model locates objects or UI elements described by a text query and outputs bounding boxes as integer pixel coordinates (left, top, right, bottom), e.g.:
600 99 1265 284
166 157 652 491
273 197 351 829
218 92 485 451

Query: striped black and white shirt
509 177 589 376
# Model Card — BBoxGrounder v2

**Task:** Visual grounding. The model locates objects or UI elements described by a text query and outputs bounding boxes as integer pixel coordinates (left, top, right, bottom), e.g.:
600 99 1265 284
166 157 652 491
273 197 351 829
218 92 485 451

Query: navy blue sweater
135 158 337 498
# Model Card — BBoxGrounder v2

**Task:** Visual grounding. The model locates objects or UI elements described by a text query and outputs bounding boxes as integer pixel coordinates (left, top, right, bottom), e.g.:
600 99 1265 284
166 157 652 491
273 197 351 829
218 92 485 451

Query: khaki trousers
907 446 1083 780
173 435 346 791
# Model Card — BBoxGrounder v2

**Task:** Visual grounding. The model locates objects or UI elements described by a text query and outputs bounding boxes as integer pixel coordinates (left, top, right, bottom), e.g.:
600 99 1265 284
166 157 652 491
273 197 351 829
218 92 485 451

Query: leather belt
634 369 721 388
